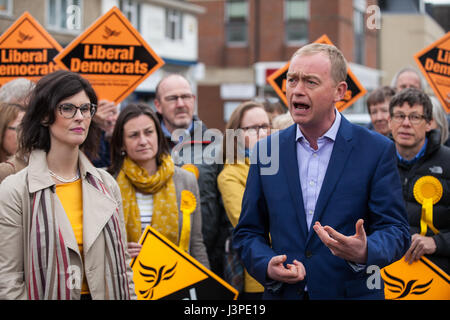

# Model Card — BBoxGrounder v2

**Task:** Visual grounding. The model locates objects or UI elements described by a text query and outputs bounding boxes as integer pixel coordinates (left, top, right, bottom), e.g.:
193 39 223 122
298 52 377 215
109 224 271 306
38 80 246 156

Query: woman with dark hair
0 70 135 300
109 103 209 268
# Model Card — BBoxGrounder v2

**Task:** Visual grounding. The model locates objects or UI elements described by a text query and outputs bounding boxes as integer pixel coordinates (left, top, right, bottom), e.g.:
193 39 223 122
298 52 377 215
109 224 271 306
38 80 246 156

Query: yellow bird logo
138 261 177 299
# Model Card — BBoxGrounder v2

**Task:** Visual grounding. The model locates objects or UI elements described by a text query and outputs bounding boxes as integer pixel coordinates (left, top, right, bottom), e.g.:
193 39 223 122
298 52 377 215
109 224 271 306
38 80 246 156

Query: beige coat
0 150 136 300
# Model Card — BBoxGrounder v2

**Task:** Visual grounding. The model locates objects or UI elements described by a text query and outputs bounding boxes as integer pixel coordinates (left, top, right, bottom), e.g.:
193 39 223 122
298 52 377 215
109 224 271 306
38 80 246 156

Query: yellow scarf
117 155 179 245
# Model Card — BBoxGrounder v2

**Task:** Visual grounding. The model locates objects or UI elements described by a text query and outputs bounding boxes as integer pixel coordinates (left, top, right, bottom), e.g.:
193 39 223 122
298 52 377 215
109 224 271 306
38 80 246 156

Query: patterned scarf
117 154 179 245
28 173 131 300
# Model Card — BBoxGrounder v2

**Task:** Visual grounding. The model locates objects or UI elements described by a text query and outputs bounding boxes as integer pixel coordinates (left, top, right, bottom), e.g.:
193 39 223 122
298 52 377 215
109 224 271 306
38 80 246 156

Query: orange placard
267 34 367 112
414 32 450 113
381 256 450 300
0 12 62 87
131 225 238 300
54 6 164 104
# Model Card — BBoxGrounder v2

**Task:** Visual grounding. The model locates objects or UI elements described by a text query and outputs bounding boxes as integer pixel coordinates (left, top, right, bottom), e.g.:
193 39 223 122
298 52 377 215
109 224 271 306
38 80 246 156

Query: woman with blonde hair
218 100 271 300
0 103 25 163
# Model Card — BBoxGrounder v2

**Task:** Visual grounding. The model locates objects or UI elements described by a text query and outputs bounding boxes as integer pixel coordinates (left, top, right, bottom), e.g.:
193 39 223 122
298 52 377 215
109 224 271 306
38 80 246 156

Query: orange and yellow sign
415 32 450 113
131 225 238 300
54 6 164 104
382 256 450 300
0 12 62 87
267 34 367 112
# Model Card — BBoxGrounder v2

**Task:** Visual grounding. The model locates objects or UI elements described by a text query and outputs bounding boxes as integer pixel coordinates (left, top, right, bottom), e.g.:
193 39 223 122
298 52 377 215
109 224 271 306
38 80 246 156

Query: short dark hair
20 70 100 157
366 86 396 113
389 87 433 122
108 103 170 176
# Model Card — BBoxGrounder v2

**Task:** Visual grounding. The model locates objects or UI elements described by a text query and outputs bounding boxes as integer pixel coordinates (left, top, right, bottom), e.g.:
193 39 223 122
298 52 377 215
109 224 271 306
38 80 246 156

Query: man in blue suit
233 43 411 299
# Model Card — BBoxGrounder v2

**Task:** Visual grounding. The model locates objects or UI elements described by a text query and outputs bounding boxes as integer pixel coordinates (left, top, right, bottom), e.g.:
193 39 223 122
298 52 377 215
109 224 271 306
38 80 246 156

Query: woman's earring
121 150 126 156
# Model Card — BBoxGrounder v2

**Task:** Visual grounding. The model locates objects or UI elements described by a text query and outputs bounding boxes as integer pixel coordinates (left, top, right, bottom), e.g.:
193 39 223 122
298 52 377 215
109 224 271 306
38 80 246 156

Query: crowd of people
0 43 448 300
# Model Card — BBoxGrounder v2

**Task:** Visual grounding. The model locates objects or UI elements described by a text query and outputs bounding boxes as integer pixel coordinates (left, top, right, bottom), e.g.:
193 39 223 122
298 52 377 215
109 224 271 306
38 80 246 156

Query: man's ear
154 98 162 114
425 119 435 133
334 81 348 103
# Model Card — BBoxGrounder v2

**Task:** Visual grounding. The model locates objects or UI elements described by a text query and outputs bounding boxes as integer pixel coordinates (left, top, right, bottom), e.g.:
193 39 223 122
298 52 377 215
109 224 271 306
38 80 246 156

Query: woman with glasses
217 101 271 300
0 103 25 163
0 70 135 300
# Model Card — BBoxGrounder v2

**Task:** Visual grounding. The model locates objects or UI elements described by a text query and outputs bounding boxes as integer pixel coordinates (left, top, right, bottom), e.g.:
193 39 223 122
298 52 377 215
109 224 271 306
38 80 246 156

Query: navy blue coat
233 116 411 299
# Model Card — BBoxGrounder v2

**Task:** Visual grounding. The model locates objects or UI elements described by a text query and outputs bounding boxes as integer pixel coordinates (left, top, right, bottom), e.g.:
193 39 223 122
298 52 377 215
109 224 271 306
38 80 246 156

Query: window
47 0 82 32
285 0 309 44
119 0 140 32
225 0 248 45
0 0 12 16
165 9 183 40
353 0 366 64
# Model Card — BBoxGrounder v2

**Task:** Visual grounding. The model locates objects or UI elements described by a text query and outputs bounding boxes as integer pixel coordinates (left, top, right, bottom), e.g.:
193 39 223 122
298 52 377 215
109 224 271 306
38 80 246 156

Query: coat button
306 251 313 258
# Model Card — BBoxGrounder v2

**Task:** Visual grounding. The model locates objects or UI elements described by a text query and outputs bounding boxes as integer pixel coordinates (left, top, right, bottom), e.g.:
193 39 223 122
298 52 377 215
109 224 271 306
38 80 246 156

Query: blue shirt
161 121 194 144
396 138 428 165
296 110 341 230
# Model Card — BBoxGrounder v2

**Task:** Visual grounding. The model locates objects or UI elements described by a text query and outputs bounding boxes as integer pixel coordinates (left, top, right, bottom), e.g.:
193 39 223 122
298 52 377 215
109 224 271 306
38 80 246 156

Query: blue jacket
233 116 410 299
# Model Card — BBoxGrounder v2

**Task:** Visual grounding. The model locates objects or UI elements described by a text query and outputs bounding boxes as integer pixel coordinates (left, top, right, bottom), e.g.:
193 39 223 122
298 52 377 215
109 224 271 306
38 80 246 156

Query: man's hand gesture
313 219 368 264
267 255 306 284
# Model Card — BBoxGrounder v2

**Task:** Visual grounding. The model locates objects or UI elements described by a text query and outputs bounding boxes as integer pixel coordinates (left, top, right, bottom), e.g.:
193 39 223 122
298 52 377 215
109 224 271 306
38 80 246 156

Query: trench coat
0 149 136 299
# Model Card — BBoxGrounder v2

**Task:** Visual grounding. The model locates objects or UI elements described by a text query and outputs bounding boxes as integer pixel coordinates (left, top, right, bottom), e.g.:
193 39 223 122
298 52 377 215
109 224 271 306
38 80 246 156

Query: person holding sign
108 103 210 269
232 43 410 299
0 70 135 300
388 88 450 274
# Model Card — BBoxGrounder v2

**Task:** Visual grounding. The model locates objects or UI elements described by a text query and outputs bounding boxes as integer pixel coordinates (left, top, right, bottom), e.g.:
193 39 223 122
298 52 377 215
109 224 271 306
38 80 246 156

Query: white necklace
48 169 80 183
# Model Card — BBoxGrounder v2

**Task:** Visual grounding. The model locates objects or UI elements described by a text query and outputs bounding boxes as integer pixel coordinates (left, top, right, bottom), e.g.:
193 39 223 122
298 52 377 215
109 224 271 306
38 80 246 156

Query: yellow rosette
413 176 442 236
179 190 197 253
181 164 199 180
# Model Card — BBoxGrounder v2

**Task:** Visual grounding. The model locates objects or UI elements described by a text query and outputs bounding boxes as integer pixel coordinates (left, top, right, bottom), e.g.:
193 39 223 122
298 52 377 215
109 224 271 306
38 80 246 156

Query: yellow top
55 179 89 295
217 159 264 293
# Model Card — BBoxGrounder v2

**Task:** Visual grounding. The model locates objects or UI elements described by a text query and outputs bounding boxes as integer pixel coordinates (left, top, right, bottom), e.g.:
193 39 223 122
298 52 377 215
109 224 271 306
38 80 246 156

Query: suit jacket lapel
281 125 308 238
306 117 354 244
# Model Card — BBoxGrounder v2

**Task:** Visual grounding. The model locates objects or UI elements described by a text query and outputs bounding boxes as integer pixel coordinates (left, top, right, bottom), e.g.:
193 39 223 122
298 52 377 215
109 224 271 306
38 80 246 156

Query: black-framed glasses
164 94 194 103
58 103 97 119
241 124 271 135
391 113 427 125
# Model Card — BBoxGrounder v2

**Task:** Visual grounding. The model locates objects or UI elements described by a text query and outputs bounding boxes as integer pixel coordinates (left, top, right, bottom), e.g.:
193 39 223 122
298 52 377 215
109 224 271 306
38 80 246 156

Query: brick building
190 0 380 131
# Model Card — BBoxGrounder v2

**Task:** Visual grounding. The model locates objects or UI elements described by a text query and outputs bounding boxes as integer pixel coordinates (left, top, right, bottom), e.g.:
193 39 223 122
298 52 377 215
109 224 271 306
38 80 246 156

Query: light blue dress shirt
296 110 341 231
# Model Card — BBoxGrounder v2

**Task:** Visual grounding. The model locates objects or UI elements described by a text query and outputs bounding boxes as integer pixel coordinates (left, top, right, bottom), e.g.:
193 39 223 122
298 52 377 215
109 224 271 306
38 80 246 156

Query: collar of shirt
396 137 428 165
161 120 193 143
296 109 341 146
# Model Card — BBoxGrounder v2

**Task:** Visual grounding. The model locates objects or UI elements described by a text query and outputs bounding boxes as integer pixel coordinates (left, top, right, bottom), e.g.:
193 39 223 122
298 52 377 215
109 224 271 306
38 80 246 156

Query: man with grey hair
233 43 410 299
0 78 35 106
390 66 426 92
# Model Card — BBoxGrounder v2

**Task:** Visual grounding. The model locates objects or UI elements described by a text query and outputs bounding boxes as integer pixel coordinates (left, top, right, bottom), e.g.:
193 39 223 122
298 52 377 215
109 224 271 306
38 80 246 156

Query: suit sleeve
366 141 411 268
232 161 277 286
